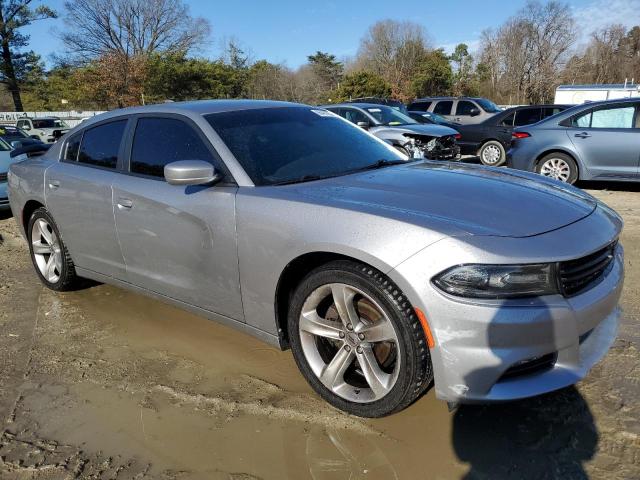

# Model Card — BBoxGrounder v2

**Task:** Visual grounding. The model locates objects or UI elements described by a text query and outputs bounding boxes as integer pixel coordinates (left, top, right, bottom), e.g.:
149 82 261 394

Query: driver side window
342 109 370 125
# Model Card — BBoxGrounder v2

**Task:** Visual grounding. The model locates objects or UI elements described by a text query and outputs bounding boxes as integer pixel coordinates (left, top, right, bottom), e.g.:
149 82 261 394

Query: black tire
27 207 80 291
478 140 506 166
288 260 433 417
536 152 579 184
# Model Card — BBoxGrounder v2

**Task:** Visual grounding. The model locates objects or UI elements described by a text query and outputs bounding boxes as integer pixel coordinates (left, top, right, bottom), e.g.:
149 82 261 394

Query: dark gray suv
508 98 640 184
407 97 503 125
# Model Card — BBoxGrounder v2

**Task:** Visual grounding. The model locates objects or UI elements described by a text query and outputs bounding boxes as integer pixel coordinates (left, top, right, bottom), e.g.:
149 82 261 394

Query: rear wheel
288 260 433 417
27 208 80 291
536 153 578 184
478 140 506 166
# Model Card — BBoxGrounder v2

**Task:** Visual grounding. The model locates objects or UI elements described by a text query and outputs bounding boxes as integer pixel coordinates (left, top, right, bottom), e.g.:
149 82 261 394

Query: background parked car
455 104 569 166
347 97 409 113
408 111 460 129
0 125 45 149
15 117 70 143
324 103 460 159
407 97 503 124
0 138 23 211
508 98 640 184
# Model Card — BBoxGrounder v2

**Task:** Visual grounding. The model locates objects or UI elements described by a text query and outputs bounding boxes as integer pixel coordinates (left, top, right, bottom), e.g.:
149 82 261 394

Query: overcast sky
23 0 640 67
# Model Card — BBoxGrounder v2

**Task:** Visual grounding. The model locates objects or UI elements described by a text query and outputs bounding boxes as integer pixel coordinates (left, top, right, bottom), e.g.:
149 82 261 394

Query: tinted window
409 101 431 111
455 100 477 116
78 120 126 169
542 107 564 119
64 133 82 161
572 105 636 129
341 108 371 125
16 120 29 130
33 119 68 129
514 108 541 126
130 117 214 177
500 112 515 126
433 101 453 115
206 107 405 186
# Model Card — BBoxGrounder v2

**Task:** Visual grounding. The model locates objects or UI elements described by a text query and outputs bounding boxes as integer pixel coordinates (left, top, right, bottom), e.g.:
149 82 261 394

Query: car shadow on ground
452 387 596 479
0 210 13 221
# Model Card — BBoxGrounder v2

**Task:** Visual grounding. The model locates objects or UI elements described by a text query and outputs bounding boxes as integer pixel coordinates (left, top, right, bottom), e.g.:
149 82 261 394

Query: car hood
285 161 597 238
371 123 459 137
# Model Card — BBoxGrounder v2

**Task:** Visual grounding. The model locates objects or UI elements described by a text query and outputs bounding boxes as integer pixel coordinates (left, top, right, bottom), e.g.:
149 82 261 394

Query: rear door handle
117 198 133 209
575 132 591 138
48 180 60 190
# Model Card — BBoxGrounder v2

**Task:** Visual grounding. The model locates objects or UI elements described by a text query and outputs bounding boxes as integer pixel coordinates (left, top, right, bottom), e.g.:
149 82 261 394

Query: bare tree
61 0 210 59
355 19 431 99
476 0 575 104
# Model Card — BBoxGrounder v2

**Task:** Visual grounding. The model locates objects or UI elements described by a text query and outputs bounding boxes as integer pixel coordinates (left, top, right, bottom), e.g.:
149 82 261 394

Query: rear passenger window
130 117 214 178
64 133 82 161
77 120 126 169
500 112 515 126
514 108 541 126
433 101 453 115
455 101 476 116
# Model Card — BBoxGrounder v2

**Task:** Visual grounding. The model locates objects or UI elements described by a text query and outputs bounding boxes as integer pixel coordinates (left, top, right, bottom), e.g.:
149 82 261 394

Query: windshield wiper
348 159 410 173
271 174 328 186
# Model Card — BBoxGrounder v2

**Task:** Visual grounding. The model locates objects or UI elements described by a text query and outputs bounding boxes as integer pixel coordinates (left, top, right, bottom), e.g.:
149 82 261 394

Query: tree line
0 0 638 112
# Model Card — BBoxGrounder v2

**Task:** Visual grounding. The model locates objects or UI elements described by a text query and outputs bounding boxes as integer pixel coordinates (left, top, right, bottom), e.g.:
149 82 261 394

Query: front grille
0 172 7 183
500 352 557 381
559 242 616 297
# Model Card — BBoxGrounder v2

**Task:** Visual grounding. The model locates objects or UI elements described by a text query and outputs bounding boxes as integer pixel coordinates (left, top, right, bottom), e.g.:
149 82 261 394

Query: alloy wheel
31 218 62 283
539 158 571 182
298 283 401 403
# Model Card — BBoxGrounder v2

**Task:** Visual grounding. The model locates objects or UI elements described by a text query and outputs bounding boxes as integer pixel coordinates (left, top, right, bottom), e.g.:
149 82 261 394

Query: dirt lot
0 183 638 480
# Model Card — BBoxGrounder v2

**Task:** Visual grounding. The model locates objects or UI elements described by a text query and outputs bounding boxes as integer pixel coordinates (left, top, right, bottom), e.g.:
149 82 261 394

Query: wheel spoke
357 321 396 343
320 347 354 389
37 220 53 245
299 310 343 340
32 241 50 255
45 255 57 282
358 346 391 398
331 284 360 329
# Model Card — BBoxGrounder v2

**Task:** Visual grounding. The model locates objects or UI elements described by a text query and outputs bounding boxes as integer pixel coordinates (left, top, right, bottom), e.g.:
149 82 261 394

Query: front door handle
117 198 133 209
575 132 591 138
48 180 60 190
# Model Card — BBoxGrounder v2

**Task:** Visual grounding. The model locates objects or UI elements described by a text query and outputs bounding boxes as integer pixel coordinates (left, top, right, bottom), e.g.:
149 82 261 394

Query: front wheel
478 140 506 166
288 260 433 417
536 153 578 184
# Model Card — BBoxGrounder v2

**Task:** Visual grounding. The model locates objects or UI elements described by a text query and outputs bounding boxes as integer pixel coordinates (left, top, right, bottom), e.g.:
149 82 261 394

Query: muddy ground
0 183 638 480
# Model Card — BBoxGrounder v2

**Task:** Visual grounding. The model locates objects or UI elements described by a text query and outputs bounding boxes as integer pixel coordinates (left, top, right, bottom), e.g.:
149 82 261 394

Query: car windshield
476 99 502 113
205 107 408 186
0 126 28 139
32 119 69 129
364 105 418 126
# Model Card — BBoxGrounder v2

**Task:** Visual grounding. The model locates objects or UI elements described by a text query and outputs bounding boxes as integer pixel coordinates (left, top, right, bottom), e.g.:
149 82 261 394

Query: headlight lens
432 264 558 299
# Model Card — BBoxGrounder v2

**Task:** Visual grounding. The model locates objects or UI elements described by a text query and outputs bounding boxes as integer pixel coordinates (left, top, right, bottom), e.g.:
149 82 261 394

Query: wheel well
535 149 579 174
22 200 44 232
275 252 367 349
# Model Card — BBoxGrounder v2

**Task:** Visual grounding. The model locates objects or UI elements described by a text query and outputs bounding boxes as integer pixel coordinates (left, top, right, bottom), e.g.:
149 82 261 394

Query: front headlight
432 264 558 299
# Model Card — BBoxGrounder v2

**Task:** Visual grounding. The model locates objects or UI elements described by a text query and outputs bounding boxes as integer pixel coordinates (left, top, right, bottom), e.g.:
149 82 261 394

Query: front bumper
389 208 623 403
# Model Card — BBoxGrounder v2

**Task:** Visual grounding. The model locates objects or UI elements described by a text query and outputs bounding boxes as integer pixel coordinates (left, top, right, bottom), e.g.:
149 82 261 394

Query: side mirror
356 121 370 129
469 108 481 117
164 160 221 186
22 124 31 131
10 140 21 148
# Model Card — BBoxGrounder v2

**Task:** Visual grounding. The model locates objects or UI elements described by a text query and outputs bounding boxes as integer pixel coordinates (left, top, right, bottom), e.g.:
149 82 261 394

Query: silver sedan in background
8 100 623 417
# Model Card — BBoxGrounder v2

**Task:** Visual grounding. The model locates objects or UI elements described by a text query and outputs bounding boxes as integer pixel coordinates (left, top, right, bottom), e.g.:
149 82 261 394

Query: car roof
322 103 387 109
76 99 308 130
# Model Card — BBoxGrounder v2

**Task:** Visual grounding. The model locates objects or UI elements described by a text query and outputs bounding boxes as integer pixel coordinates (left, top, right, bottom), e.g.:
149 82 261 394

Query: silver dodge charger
8 100 624 417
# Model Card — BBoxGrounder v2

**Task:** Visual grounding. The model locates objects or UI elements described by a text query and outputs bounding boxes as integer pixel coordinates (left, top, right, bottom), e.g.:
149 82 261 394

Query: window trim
59 116 131 173
122 113 235 184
